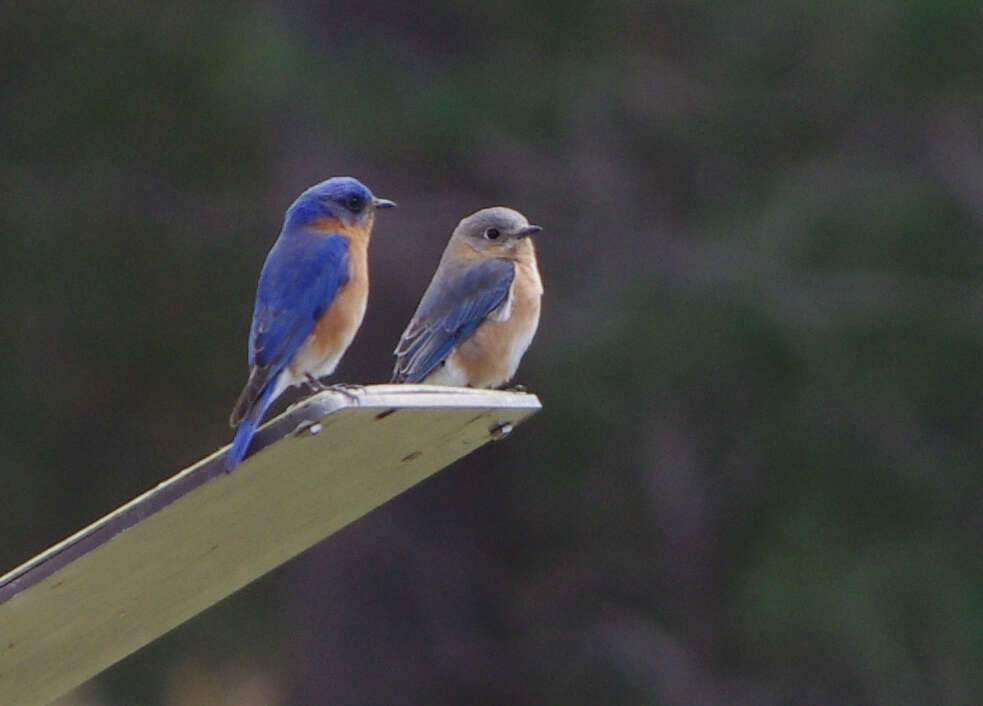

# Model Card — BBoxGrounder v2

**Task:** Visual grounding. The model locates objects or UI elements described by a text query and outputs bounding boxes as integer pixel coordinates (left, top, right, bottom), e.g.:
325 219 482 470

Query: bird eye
346 195 365 213
484 228 501 240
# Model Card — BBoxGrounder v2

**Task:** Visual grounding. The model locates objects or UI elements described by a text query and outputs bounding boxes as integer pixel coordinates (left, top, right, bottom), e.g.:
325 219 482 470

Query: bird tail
225 380 276 471
230 366 267 428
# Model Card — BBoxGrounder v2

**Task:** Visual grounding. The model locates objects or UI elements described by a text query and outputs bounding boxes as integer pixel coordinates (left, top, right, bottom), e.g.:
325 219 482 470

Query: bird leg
304 373 329 392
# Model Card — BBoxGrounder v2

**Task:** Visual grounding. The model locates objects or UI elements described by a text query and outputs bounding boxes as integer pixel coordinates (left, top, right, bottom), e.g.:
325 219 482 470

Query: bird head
451 207 542 257
285 177 395 230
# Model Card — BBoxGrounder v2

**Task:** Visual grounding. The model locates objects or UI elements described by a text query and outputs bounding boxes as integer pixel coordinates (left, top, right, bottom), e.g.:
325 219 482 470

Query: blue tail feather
225 381 276 471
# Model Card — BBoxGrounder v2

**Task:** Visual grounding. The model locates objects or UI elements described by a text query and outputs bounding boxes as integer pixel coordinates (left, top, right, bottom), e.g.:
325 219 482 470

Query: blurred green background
3 0 983 704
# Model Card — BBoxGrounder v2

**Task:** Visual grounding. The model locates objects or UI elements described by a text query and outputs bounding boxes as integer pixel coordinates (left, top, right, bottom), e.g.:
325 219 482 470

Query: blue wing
230 230 349 430
250 231 349 368
393 258 514 383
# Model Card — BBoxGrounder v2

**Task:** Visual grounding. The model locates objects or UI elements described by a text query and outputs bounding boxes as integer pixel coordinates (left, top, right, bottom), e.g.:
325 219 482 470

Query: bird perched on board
226 177 395 470
392 207 542 388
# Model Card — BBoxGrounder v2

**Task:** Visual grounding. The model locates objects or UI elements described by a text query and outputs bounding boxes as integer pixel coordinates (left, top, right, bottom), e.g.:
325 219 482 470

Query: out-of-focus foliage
2 0 982 704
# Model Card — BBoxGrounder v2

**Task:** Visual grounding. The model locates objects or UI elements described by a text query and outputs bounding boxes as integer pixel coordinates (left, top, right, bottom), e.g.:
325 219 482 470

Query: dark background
4 1 983 704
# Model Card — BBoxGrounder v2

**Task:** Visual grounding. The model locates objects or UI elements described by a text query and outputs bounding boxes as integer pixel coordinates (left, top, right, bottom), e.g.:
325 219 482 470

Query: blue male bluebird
392 207 542 388
226 177 395 470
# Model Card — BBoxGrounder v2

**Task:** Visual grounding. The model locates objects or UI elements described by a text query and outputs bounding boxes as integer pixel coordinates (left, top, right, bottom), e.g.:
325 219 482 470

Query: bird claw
504 383 527 393
326 383 362 404
330 382 365 392
301 375 361 403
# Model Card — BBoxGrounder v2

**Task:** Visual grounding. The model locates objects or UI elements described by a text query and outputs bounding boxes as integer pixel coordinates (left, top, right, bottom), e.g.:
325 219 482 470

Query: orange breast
287 225 371 378
441 259 542 388
306 216 345 233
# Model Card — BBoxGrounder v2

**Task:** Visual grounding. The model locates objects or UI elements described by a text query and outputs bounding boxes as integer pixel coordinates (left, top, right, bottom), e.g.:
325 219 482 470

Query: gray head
450 207 542 256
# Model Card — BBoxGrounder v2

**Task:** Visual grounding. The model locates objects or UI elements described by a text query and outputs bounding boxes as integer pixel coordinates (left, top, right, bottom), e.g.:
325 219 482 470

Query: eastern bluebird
226 177 395 470
392 207 543 388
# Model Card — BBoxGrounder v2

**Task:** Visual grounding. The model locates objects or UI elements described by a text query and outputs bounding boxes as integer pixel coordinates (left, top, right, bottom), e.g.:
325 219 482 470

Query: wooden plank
0 385 541 706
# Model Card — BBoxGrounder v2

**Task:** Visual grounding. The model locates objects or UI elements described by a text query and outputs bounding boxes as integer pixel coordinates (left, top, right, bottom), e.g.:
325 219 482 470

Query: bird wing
230 231 349 426
393 257 514 383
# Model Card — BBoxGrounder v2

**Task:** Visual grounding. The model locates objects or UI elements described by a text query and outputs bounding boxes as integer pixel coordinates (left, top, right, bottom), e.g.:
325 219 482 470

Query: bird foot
325 383 363 404
303 375 361 403
304 373 329 392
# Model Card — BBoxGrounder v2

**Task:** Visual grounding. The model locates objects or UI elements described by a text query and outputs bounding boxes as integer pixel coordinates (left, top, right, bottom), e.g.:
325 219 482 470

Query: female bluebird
392 207 543 388
226 177 395 470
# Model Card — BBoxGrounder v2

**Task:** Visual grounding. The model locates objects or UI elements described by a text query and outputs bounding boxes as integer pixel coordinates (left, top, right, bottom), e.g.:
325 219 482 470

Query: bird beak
373 198 397 209
516 224 542 238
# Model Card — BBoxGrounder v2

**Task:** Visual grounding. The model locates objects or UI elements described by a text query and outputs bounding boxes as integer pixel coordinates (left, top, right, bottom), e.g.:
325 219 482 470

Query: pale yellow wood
0 385 540 706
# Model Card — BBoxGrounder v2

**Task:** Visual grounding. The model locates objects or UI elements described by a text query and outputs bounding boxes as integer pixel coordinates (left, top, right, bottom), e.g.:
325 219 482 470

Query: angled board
0 385 541 706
